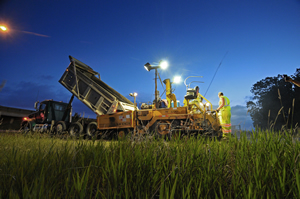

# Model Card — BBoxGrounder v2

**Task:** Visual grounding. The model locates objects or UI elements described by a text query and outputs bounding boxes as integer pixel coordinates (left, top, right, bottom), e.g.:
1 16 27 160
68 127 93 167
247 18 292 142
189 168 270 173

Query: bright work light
129 92 138 97
173 76 181 84
159 61 168 70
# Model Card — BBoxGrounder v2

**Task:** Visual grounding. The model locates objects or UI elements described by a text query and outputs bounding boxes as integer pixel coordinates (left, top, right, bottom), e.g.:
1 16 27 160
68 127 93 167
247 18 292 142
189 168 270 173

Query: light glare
173 76 181 84
160 61 168 70
0 25 7 31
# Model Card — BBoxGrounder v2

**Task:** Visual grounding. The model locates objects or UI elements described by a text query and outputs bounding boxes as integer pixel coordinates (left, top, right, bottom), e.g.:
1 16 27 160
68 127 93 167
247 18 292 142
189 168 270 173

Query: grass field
0 131 300 198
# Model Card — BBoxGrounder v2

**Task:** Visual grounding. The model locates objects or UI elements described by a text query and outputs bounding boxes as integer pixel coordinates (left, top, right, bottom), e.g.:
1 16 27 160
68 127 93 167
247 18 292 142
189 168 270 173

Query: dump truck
58 56 222 139
20 56 136 136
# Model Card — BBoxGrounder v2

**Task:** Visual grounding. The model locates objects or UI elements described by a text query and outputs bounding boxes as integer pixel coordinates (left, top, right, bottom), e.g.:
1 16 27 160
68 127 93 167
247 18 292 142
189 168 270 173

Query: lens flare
0 25 7 31
159 61 168 70
173 76 182 84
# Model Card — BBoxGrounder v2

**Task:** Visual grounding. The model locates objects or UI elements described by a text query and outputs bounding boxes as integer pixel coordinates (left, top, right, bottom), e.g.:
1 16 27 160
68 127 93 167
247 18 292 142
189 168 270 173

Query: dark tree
247 69 300 130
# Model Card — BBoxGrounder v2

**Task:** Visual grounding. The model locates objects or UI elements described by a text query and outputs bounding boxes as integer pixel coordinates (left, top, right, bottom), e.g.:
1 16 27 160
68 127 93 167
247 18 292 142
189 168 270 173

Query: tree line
247 68 300 131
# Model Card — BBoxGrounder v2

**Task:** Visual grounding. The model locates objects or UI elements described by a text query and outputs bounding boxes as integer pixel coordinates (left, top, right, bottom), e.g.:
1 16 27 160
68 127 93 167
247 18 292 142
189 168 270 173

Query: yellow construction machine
59 56 222 139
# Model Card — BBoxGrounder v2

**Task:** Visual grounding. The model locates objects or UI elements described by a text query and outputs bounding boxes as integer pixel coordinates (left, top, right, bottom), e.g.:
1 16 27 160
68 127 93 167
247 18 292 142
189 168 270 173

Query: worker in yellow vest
216 92 231 138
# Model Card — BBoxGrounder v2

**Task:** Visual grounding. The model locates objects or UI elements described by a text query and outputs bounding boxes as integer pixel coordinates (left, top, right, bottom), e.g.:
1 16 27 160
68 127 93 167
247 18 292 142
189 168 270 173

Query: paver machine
58 56 221 139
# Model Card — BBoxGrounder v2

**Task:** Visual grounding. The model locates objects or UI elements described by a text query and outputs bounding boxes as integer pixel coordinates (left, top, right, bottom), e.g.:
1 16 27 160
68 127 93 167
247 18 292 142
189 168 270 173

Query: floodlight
144 63 151 71
159 61 168 70
173 76 181 84
143 60 169 108
129 92 138 97
129 92 138 108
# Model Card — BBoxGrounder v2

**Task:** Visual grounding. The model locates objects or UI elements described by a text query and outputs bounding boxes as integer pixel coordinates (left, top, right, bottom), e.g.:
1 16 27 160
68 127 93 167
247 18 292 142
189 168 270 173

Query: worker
183 86 204 112
284 75 300 87
160 99 168 108
214 92 231 139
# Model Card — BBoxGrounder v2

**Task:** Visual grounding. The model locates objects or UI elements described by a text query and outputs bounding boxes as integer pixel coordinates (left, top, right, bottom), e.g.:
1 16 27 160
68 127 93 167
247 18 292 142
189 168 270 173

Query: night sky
1 0 300 130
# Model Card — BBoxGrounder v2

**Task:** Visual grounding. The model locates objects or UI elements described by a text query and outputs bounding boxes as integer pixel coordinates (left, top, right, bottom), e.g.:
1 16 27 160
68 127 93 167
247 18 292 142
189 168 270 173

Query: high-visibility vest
219 96 230 111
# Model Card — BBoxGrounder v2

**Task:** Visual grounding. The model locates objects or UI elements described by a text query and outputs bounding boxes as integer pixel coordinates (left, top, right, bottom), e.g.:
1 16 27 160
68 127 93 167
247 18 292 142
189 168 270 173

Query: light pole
129 92 138 107
129 92 138 135
144 61 168 109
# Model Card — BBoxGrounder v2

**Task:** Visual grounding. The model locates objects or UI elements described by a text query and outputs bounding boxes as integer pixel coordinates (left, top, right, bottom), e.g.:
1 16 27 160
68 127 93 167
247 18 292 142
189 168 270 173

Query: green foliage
0 132 300 198
247 68 300 130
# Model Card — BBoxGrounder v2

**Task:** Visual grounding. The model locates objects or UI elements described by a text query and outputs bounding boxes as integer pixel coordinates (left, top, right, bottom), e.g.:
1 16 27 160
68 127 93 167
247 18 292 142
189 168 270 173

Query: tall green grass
0 131 300 198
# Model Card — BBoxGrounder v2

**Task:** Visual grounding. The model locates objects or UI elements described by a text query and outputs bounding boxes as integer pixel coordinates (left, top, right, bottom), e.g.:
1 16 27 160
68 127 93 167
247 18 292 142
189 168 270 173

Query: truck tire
86 122 98 139
155 121 171 140
54 121 66 135
69 122 84 138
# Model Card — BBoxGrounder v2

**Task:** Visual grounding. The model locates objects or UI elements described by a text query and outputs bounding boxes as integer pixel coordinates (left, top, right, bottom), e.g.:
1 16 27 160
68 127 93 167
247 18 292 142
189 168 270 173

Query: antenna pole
204 51 229 97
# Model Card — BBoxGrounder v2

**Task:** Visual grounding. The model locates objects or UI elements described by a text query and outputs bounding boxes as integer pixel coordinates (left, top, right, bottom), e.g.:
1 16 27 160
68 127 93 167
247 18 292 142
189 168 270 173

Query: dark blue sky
1 0 300 130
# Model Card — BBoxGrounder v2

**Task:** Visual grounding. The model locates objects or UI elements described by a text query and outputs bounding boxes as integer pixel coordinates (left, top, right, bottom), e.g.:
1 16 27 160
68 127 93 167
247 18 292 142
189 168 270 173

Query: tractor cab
21 100 72 133
33 100 71 124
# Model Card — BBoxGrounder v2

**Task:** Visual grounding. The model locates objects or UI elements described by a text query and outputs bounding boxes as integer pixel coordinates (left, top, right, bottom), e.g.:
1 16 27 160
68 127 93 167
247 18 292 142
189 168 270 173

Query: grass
0 130 300 198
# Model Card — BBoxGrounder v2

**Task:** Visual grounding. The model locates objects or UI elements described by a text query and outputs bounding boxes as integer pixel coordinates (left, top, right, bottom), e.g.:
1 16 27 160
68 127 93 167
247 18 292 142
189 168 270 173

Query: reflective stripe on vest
224 96 230 107
221 123 231 127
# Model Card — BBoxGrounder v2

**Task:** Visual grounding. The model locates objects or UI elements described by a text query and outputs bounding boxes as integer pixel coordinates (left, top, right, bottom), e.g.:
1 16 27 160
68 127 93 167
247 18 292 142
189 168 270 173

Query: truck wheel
86 122 98 139
155 121 171 140
20 122 31 134
69 122 84 138
54 121 66 135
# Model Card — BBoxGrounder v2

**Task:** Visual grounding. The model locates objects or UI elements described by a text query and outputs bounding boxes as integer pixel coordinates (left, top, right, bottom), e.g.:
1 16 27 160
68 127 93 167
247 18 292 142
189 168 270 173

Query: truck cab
21 100 71 133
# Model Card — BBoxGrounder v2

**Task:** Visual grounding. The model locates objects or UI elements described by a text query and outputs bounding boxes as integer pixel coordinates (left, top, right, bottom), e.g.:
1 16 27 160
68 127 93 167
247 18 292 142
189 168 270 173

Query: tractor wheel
86 122 98 139
69 122 84 138
54 121 66 135
155 121 171 140
168 120 182 140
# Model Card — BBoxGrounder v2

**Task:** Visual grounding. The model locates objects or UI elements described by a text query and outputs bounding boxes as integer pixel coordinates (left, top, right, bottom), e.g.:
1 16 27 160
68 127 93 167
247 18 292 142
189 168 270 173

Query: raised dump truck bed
59 56 135 115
